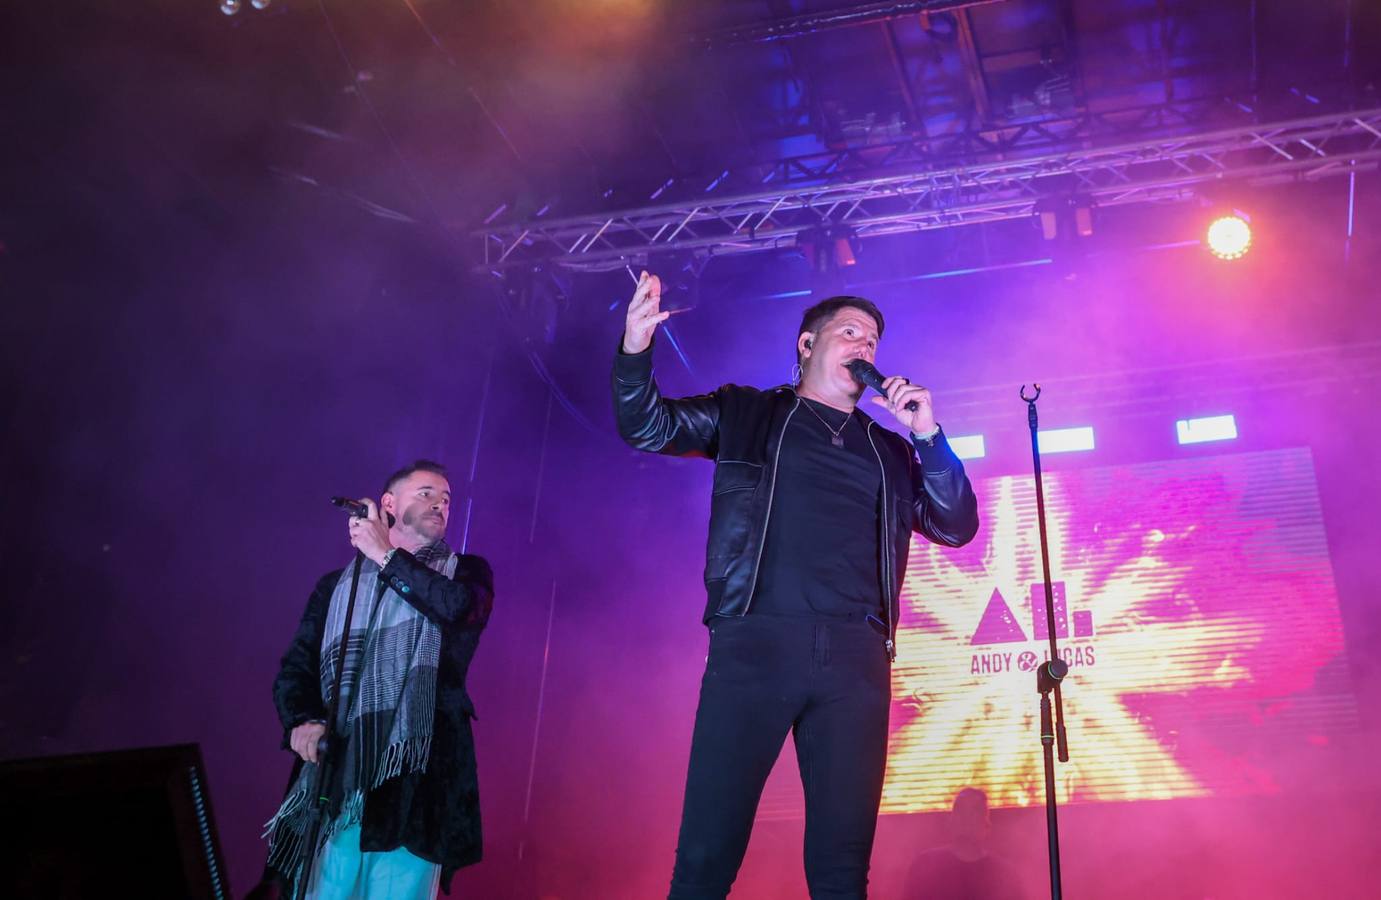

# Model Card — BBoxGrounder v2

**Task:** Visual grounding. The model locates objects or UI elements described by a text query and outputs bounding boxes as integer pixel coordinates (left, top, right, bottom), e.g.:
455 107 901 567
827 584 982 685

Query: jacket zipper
866 421 897 661
743 396 800 615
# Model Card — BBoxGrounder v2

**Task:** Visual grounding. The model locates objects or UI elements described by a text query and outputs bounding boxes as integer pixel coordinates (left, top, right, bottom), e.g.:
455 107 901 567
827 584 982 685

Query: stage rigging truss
476 106 1381 272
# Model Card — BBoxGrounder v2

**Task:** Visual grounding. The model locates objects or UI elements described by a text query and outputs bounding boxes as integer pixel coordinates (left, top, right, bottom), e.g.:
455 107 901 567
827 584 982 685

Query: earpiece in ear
804 339 813 349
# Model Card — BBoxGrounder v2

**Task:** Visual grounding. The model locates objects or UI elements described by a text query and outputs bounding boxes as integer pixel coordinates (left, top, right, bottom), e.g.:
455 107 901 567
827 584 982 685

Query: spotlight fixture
833 234 857 268
795 226 859 296
798 226 859 273
219 0 242 14
1206 213 1252 260
832 226 860 267
1035 196 1094 240
1073 203 1094 238
251 0 273 8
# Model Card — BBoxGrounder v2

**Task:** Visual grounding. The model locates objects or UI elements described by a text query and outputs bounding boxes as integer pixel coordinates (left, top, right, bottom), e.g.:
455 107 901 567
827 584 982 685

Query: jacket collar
784 385 885 431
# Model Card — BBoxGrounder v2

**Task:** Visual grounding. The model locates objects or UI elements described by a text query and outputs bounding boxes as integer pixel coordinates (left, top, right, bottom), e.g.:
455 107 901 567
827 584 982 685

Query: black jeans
668 614 892 900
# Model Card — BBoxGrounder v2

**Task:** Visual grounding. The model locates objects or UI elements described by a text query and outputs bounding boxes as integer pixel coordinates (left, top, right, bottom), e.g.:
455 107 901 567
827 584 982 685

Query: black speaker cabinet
0 743 229 899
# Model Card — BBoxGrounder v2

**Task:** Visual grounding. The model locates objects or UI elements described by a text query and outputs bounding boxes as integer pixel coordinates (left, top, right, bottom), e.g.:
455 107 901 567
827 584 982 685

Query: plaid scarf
263 542 457 883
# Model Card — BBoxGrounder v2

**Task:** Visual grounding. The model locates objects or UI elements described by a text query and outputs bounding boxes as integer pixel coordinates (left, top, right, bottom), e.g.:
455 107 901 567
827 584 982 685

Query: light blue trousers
306 825 441 900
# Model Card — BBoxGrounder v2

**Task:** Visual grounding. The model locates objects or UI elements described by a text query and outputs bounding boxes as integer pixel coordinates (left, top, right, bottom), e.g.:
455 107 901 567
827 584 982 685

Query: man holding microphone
612 273 979 899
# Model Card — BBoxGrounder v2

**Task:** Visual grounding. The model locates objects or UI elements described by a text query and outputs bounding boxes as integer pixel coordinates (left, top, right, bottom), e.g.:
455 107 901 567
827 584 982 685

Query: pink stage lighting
1206 214 1253 260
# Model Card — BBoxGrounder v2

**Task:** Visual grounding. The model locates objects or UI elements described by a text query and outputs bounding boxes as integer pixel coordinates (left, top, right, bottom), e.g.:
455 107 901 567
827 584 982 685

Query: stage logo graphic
969 582 1096 676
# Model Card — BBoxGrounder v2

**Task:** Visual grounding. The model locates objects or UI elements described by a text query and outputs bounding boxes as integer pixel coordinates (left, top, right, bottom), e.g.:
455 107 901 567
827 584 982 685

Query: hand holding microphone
845 359 937 435
289 720 327 764
331 496 396 527
330 496 395 566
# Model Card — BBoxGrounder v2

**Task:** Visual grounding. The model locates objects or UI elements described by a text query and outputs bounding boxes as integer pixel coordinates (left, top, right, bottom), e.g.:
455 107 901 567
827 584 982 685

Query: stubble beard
403 506 445 542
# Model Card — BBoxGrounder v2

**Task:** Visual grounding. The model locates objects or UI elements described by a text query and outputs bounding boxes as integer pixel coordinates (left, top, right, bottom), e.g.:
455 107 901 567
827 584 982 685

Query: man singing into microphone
613 274 979 899
261 460 493 898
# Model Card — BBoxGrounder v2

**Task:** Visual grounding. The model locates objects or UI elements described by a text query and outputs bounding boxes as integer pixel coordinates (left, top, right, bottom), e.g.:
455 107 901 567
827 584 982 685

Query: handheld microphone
844 359 919 412
330 496 396 528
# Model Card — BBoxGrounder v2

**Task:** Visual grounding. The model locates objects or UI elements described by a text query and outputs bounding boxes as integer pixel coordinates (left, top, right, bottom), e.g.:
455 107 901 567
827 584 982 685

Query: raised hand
622 270 669 354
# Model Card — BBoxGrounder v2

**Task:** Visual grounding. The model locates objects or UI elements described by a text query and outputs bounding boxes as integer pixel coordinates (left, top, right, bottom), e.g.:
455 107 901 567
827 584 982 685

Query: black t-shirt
750 397 884 618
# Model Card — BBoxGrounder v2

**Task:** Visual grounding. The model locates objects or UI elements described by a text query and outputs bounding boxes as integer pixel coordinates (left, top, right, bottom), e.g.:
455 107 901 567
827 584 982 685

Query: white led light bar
1177 414 1238 444
948 434 986 460
1038 426 1096 454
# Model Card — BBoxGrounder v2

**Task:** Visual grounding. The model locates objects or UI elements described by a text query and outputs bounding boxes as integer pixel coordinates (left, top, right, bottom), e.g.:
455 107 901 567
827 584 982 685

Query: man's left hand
348 498 393 567
871 375 937 436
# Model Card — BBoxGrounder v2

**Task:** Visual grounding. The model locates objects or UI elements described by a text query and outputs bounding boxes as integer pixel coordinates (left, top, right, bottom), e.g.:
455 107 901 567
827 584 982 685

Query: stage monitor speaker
0 743 229 899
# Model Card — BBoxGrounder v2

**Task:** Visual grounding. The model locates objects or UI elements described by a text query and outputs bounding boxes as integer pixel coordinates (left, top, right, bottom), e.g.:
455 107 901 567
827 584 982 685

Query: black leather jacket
613 343 979 659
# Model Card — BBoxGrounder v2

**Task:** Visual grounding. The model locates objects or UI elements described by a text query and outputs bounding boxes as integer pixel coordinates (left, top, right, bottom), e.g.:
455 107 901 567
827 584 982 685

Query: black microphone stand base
1038 659 1068 900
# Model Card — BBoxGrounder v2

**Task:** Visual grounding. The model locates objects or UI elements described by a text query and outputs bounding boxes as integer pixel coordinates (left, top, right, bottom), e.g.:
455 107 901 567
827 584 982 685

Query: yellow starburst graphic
881 448 1350 813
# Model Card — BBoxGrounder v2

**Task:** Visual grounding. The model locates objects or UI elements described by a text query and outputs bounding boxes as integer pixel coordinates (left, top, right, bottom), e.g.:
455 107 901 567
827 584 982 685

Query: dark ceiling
3 0 1378 269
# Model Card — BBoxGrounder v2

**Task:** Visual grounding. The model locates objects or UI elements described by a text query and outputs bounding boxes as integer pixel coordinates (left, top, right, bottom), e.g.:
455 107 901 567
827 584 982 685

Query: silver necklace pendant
801 396 849 446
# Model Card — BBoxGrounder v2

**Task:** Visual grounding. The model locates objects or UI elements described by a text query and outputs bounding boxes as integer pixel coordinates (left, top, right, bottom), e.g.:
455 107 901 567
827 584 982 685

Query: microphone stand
1021 384 1070 900
293 549 365 900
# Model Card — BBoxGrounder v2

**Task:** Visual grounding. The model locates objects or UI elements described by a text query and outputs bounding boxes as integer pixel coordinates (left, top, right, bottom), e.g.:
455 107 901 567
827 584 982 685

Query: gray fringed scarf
262 541 457 882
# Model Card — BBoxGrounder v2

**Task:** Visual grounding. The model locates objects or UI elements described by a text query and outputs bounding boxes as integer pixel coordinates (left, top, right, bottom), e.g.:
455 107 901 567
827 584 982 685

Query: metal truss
725 97 1257 195
477 107 1381 272
692 0 1007 47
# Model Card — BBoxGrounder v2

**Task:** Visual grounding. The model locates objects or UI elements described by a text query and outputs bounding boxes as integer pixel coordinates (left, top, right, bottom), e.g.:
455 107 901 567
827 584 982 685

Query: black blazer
270 549 494 893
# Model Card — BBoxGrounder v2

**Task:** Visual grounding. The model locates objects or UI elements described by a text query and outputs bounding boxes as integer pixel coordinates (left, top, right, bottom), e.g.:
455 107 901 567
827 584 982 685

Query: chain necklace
799 397 854 448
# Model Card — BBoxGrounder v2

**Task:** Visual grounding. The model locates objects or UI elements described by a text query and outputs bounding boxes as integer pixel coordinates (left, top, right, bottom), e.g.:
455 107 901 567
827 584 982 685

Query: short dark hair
952 787 989 815
796 295 885 362
383 459 449 495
